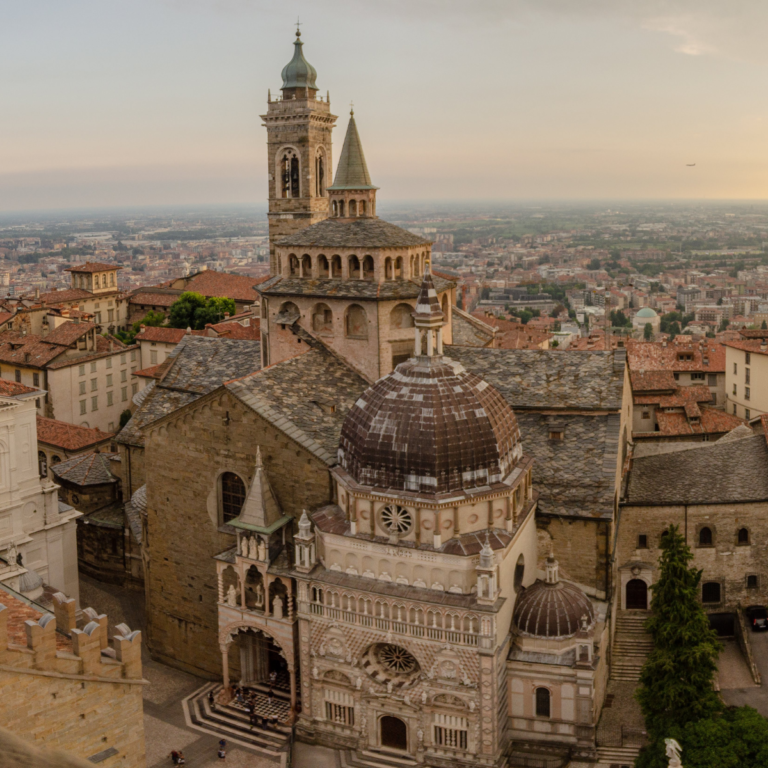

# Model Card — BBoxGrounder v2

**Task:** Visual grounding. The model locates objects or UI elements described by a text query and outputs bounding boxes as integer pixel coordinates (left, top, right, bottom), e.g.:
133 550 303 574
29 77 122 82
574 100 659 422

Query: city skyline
4 1 768 210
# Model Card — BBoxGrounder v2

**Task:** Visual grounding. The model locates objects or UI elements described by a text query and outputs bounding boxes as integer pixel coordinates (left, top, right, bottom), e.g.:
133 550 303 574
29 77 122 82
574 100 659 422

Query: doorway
626 579 648 610
380 715 408 751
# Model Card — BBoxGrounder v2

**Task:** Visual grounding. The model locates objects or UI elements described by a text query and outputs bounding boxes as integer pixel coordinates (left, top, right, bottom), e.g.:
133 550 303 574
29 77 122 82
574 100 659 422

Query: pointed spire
328 112 378 191
232 453 282 530
479 533 493 569
298 509 312 537
413 264 445 325
545 555 559 585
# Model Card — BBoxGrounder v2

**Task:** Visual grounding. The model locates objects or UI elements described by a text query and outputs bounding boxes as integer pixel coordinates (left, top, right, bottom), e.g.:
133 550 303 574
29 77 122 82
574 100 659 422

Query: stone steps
341 749 418 768
596 745 641 767
181 682 289 756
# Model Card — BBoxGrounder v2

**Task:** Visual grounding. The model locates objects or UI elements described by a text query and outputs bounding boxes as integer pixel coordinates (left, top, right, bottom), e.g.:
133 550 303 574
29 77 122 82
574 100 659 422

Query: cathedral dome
338 355 523 496
281 29 318 91
512 557 594 639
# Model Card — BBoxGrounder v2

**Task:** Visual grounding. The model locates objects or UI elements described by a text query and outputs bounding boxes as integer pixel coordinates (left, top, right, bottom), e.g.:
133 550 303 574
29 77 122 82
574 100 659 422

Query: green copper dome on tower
328 111 379 191
281 28 318 91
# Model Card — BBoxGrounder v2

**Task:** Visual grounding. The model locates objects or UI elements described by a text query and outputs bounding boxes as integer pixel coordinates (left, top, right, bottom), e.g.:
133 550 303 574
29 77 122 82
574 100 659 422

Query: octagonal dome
513 558 594 639
338 356 523 496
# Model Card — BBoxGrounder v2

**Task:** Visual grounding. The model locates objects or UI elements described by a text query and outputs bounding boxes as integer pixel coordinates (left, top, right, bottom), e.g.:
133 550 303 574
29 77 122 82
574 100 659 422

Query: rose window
377 644 417 674
380 505 413 536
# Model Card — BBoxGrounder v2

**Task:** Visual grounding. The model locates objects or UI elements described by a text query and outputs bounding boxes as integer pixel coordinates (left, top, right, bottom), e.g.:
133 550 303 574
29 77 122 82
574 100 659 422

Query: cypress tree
636 524 722 738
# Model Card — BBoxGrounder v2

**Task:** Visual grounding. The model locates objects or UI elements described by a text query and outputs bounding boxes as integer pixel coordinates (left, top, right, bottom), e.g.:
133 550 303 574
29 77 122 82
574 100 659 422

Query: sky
3 0 768 210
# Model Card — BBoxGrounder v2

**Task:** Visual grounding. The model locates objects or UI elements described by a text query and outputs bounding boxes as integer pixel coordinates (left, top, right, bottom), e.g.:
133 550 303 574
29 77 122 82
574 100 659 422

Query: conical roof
231 448 285 532
281 29 318 91
413 266 445 324
328 112 378 191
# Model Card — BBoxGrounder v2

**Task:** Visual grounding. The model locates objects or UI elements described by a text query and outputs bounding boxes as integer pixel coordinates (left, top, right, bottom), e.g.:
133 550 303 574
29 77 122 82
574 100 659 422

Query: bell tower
262 28 337 274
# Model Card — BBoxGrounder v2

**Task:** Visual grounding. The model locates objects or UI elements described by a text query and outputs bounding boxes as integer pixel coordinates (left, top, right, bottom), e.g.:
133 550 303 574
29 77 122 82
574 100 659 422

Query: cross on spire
350 100 354 116
295 16 301 36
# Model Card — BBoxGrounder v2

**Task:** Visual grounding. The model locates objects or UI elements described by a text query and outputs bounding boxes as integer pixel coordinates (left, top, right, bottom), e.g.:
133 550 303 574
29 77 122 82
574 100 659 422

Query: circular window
71 494 80 506
380 505 413 536
377 644 418 675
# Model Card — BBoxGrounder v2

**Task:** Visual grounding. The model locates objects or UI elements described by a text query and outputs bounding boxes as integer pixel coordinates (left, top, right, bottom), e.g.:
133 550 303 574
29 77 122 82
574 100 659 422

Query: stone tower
262 28 337 274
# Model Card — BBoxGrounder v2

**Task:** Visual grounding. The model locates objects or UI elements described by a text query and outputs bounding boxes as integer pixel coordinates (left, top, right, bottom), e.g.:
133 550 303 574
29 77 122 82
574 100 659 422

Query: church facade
130 30 630 767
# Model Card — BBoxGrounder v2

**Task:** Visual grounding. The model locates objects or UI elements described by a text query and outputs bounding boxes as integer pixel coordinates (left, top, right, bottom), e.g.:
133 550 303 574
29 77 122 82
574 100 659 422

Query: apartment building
0 323 139 432
724 331 768 420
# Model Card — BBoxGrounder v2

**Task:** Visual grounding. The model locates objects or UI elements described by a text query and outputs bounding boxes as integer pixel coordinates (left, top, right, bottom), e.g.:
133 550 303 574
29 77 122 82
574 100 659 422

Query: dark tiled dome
513 561 594 639
338 356 522 495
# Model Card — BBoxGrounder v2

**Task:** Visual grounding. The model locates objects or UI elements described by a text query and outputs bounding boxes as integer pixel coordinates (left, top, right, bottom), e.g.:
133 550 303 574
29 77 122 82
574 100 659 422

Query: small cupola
281 27 319 97
327 110 379 219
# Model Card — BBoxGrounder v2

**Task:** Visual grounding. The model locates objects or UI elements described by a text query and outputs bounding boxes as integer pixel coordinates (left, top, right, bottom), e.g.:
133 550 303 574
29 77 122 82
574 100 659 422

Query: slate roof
274 217 430 249
226 347 369 465
328 113 377 190
116 336 262 447
36 417 114 451
259 274 454 301
451 308 495 348
65 262 121 273
52 452 118 486
625 433 768 505
447 347 626 410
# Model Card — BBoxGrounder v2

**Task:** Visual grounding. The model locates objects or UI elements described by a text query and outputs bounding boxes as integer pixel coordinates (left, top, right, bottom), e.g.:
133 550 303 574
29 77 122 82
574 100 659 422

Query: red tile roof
649 406 746 437
626 339 725 373
722 338 768 356
133 364 164 379
36 417 114 451
38 288 93 304
0 587 72 651
634 384 714 408
206 319 261 339
0 332 67 368
64 262 122 273
0 313 13 327
0 380 38 398
40 322 95 347
46 335 130 370
630 369 677 392
183 270 267 303
135 327 188 344
129 292 179 307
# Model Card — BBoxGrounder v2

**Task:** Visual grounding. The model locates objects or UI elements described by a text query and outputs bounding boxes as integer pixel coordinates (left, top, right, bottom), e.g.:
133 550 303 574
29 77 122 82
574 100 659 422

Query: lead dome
337 271 523 496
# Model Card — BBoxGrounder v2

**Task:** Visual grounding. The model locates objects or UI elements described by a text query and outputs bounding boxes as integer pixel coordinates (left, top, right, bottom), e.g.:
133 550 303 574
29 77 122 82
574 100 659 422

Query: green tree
588 258 601 271
718 319 730 332
762 320 767 330
644 322 653 340
194 296 236 328
168 292 207 329
118 409 132 430
636 524 722 738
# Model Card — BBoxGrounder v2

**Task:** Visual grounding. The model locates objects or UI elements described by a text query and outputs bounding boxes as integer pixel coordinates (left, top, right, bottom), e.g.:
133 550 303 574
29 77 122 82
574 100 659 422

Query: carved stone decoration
240 537 249 557
273 595 284 619
257 537 267 561
248 537 258 560
226 584 237 606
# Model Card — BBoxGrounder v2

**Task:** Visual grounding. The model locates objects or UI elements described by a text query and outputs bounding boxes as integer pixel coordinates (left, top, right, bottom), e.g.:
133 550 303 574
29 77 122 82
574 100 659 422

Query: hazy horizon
4 1 768 211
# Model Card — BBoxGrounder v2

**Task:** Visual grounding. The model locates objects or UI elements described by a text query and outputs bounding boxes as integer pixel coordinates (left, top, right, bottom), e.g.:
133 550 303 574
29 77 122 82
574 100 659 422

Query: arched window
338 200 345 217
394 257 403 280
384 257 393 281
110 272 115 286
38 451 47 478
220 472 246 524
535 688 551 718
346 304 368 339
301 254 312 277
280 150 300 198
349 199 357 217
410 254 416 277
277 301 299 324
312 303 333 333
316 151 326 197
318 255 329 278
738 527 750 545
102 274 107 288
362 256 374 280
702 581 721 604
51 455 61 466
699 527 713 546
332 200 338 217
331 255 342 278
514 554 525 592
390 303 414 330
289 254 300 276
277 254 283 274
349 256 361 279
360 200 367 216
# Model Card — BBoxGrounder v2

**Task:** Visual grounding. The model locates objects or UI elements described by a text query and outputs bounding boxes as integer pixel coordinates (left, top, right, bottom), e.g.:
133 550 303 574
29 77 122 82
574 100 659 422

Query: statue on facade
665 739 683 768
248 536 258 560
226 584 237 607
257 537 267 561
240 536 249 557
273 595 284 619
5 542 17 569
255 582 264 606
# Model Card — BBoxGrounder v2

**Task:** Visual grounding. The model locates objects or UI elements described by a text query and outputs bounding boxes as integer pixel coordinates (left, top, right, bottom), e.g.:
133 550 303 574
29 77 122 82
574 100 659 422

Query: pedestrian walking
177 752 186 766
218 739 227 759
208 689 216 711
250 711 258 730
169 751 180 766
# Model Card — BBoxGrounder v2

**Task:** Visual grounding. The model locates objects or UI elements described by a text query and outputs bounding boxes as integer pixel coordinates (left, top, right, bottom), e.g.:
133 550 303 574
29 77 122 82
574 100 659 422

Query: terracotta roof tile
0 587 72 651
64 262 122 273
626 339 725 373
183 270 267 302
0 332 67 368
129 292 179 307
40 322 95 347
36 417 114 451
135 327 188 343
0 380 38 398
38 288 94 304
133 364 165 379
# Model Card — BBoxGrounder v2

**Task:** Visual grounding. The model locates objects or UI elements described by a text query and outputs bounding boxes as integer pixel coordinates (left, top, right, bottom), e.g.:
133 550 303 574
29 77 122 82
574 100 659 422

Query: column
222 645 230 690
289 665 297 718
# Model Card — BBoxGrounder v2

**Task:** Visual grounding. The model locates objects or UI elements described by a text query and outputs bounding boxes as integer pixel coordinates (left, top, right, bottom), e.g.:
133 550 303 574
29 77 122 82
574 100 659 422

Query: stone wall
0 592 145 768
143 389 331 677
616 501 768 611
76 517 125 585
